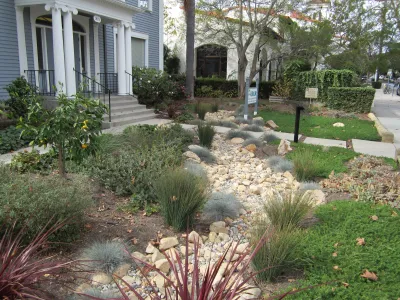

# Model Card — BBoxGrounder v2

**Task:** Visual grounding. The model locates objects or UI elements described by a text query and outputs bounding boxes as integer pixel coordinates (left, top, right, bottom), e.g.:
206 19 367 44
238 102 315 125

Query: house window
196 44 227 78
139 0 152 11
132 37 146 67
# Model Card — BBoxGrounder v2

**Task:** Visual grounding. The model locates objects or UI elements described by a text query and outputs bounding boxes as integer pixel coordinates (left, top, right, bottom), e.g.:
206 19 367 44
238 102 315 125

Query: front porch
15 0 139 97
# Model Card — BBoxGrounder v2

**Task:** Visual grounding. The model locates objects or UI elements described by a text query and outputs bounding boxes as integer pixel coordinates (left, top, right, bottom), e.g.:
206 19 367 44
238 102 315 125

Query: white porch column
93 18 101 87
62 7 78 97
117 22 126 95
15 6 28 76
45 4 66 94
124 23 133 95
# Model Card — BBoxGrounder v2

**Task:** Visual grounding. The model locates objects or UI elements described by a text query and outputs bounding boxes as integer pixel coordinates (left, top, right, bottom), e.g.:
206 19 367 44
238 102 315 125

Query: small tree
19 92 107 177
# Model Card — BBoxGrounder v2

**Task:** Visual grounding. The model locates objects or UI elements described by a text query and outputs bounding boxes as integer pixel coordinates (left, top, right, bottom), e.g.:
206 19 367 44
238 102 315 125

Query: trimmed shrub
203 192 242 221
242 138 263 148
154 168 208 231
291 148 321 181
268 156 293 173
252 224 301 282
327 87 376 113
0 167 93 242
252 119 265 127
183 160 207 179
371 81 382 89
197 123 216 148
190 146 216 163
82 241 130 274
300 181 321 191
293 70 358 102
0 126 31 154
207 120 239 129
226 130 252 140
241 124 264 132
263 192 314 231
262 133 279 143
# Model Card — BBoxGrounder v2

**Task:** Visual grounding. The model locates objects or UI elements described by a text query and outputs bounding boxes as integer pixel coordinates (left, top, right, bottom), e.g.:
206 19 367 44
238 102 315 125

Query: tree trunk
57 144 66 178
238 54 248 98
185 0 195 100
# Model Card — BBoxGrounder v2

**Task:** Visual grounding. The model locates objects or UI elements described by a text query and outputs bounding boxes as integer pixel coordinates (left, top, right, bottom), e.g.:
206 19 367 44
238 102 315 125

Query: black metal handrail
98 72 118 94
24 70 56 96
74 68 111 122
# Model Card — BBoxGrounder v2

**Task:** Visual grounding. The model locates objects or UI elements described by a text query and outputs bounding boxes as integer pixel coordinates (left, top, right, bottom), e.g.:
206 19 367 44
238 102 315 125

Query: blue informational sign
244 77 259 120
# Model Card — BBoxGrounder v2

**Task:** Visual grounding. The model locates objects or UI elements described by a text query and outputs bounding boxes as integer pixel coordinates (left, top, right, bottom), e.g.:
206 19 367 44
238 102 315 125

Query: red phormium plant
0 221 74 299
81 229 278 300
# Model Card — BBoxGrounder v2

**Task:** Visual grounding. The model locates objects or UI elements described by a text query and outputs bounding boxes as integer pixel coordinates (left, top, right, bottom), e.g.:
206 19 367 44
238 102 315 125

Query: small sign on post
244 77 259 120
305 87 318 105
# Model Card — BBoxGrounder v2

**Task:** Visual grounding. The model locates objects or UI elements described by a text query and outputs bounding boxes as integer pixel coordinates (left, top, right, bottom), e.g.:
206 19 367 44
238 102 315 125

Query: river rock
210 221 228 234
278 139 292 156
155 259 170 273
266 120 279 129
231 138 244 144
159 237 179 251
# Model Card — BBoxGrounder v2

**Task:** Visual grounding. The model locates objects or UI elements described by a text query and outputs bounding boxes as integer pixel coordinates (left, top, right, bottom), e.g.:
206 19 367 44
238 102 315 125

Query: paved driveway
372 88 400 146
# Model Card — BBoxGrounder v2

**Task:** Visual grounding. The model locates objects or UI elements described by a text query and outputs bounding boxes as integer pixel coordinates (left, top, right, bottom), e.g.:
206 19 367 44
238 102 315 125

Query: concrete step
105 109 154 121
103 111 157 128
108 99 139 108
110 104 147 113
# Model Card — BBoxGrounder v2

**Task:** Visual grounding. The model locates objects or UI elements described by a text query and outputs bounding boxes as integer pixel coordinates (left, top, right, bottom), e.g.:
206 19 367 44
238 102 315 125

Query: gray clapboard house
0 0 164 127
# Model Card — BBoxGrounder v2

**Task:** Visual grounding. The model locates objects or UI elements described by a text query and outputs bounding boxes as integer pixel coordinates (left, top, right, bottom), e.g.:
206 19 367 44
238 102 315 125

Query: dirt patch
255 270 305 298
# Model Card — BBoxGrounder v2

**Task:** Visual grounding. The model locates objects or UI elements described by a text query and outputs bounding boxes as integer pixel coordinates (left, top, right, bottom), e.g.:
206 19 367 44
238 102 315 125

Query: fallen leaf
333 265 341 270
370 215 379 221
334 242 339 248
342 282 349 288
392 211 398 217
131 238 138 245
181 233 187 238
288 279 296 282
332 206 337 211
356 237 365 246
332 252 338 257
131 177 135 185
84 224 92 229
361 270 378 281
127 229 133 233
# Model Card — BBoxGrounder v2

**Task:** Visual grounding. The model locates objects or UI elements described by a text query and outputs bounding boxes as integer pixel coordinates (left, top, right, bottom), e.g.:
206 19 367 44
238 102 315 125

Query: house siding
126 0 161 70
24 8 34 71
0 0 20 100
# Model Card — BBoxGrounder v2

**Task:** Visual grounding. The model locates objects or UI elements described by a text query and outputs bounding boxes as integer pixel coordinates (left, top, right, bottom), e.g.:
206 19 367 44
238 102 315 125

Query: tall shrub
5 77 40 119
327 87 376 113
293 70 358 102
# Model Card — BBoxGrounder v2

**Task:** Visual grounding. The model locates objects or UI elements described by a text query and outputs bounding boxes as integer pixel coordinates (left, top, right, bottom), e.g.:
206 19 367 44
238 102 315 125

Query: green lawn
287 201 400 299
259 111 381 141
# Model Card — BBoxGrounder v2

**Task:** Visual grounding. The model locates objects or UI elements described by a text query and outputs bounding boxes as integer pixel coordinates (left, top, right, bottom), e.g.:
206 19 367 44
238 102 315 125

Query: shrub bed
293 70 358 102
0 166 93 242
195 78 275 99
0 126 30 154
371 81 382 89
327 87 376 113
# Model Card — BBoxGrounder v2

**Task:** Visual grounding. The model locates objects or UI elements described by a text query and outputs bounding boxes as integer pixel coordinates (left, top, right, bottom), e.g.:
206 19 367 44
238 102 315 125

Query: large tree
184 0 196 100
197 0 295 97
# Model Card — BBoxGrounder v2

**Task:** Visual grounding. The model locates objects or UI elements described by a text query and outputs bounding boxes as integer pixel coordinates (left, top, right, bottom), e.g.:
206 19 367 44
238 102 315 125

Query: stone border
368 113 394 143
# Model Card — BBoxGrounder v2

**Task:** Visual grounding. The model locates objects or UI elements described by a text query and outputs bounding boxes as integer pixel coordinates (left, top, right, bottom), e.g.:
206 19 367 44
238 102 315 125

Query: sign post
305 87 318 105
254 77 259 116
244 77 259 120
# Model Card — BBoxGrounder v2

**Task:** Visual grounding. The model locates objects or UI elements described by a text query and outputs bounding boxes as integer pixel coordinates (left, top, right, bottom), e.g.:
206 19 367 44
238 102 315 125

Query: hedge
293 70 358 102
327 87 376 113
195 78 275 99
371 81 382 89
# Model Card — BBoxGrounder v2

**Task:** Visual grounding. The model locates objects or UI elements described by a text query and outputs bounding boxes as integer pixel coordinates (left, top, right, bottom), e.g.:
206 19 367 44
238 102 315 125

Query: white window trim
114 29 149 71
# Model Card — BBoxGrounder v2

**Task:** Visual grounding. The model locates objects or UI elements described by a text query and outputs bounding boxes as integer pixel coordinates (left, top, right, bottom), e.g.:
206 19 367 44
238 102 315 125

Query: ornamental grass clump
226 130 252 140
251 224 301 282
262 133 279 143
252 119 265 127
197 123 216 148
183 160 207 179
197 103 209 120
267 156 293 173
82 241 131 274
242 124 264 132
242 137 263 148
235 116 253 125
291 148 321 181
190 146 216 163
0 221 74 299
154 168 208 231
300 181 321 191
264 192 314 231
203 192 242 221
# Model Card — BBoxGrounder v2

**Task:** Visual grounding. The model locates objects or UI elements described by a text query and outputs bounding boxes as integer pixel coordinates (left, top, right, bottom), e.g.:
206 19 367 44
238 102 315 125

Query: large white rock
333 122 345 127
155 258 170 273
266 120 279 129
183 151 201 163
231 138 245 144
145 243 156 254
188 231 202 244
159 237 179 251
131 251 147 262
278 139 292 156
210 221 228 234
151 249 164 263
304 189 326 205
113 263 131 277
92 272 112 285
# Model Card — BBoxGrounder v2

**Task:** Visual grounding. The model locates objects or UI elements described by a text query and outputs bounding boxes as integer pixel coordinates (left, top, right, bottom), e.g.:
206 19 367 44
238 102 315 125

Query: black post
294 105 304 143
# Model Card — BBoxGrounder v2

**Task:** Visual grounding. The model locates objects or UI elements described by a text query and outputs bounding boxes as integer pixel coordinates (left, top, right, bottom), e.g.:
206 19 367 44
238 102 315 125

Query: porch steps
102 95 158 129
